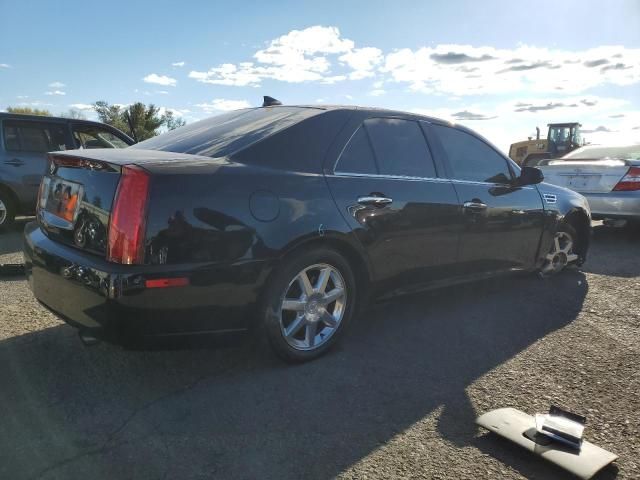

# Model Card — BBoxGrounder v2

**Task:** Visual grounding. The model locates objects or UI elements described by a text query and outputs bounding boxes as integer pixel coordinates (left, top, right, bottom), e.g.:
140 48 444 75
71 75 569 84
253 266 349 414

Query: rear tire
539 223 580 277
260 247 357 363
0 190 16 231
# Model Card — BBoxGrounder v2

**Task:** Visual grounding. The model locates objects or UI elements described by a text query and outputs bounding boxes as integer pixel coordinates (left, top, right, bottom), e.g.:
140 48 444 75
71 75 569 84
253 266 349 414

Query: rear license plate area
566 175 600 190
43 177 84 224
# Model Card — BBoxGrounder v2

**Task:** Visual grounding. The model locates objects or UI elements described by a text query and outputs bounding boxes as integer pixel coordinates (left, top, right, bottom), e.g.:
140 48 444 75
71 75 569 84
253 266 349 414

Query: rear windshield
130 107 322 158
563 145 640 160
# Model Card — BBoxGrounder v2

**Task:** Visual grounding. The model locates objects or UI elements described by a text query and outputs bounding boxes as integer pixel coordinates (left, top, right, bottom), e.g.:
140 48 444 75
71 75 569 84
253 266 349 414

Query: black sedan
23 103 591 362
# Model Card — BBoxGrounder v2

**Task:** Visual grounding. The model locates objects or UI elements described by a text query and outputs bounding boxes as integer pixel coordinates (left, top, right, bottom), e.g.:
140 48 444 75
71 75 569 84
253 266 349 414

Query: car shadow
0 217 31 257
0 270 592 479
581 224 640 278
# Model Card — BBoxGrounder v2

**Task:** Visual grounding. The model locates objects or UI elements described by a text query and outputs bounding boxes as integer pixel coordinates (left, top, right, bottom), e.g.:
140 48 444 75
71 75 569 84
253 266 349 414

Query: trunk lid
38 152 123 256
538 159 632 194
38 149 230 259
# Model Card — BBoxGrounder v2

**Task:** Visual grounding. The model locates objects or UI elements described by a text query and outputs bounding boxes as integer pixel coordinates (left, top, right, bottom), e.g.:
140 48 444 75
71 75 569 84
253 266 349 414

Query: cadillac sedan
23 103 591 362
538 144 640 227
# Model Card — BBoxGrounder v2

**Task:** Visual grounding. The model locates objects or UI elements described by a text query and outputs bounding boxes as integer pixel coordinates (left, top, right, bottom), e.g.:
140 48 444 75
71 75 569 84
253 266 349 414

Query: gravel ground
0 218 638 480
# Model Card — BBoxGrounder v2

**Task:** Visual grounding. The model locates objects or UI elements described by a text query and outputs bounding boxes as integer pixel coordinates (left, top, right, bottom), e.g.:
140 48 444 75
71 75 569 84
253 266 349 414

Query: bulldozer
509 122 583 167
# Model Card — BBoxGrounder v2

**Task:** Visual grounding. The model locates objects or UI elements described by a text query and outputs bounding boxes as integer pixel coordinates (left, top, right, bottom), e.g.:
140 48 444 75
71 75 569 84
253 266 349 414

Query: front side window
365 118 436 178
72 126 129 149
3 121 67 152
432 124 512 184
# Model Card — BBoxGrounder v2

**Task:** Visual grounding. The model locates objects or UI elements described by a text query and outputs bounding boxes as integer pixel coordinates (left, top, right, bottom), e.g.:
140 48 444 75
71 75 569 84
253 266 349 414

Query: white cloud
190 25 355 86
339 47 382 79
143 73 177 87
16 95 28 99
48 81 65 88
45 90 66 96
369 89 386 97
171 61 185 67
156 90 169 95
382 44 640 96
0 63 11 69
157 107 190 117
195 98 251 113
70 103 94 110
186 26 640 98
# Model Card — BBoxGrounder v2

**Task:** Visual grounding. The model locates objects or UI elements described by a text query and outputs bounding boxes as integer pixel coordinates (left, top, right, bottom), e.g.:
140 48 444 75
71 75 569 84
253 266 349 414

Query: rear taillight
37 176 50 211
107 165 150 264
613 167 640 191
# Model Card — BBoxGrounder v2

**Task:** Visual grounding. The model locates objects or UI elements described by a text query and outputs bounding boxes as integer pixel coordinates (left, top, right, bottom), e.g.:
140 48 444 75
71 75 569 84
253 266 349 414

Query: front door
427 123 545 274
325 117 461 291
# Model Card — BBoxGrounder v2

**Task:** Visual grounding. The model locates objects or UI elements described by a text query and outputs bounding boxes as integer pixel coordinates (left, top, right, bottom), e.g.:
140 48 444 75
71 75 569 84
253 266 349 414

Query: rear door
428 123 545 274
1 119 72 211
325 116 461 291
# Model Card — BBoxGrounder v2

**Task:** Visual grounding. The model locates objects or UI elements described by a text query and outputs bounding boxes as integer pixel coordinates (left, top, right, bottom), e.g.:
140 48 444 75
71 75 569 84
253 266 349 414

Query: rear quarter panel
144 163 361 268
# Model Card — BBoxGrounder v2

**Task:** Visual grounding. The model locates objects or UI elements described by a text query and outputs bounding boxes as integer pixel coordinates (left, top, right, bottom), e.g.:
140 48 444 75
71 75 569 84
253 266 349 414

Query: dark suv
0 113 133 228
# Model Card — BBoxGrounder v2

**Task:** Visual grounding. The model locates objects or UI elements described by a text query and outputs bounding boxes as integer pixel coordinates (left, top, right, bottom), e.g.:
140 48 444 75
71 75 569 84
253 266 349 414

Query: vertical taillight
613 166 640 191
107 165 150 264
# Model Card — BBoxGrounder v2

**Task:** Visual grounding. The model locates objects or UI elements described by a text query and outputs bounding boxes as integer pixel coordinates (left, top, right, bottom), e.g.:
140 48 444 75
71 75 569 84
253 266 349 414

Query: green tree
6 106 52 116
165 111 186 130
60 108 87 119
93 101 184 141
93 101 128 133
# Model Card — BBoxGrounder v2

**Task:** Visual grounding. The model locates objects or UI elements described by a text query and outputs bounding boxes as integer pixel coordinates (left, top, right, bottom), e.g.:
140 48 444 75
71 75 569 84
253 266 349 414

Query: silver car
538 144 640 226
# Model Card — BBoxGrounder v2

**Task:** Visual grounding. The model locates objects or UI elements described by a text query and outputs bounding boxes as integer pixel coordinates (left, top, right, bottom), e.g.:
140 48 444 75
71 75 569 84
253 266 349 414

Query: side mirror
517 166 544 186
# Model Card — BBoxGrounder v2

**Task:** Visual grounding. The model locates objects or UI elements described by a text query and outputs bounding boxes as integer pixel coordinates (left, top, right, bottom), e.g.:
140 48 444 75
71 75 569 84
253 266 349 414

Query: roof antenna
262 96 282 107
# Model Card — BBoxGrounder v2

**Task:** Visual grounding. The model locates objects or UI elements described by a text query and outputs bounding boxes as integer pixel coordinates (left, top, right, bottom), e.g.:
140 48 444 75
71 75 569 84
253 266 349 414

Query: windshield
131 107 322 158
549 127 571 144
563 145 640 160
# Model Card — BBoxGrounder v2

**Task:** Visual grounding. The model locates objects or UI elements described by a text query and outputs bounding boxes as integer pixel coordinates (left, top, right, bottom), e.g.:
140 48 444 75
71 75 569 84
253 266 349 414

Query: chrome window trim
448 178 533 188
331 171 535 189
331 171 450 183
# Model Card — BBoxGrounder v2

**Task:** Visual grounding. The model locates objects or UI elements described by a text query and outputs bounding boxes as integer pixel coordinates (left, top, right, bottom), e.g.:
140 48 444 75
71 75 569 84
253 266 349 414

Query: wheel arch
272 233 373 309
0 183 19 209
563 208 591 260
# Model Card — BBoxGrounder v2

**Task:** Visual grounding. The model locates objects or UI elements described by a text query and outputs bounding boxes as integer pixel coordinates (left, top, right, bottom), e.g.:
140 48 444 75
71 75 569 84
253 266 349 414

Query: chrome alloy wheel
540 230 579 276
0 199 7 225
278 263 347 351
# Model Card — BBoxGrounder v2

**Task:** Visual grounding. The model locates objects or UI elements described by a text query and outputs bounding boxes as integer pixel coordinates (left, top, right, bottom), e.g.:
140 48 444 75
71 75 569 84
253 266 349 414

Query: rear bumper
582 191 640 220
23 222 270 344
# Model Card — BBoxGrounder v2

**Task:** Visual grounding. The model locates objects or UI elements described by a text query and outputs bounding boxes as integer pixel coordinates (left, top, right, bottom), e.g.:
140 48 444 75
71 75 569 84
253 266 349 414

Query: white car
538 144 640 227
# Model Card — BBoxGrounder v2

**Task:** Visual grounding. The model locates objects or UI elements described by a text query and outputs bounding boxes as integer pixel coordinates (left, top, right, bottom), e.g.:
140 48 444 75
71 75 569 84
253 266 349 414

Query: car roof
0 112 109 128
273 104 453 125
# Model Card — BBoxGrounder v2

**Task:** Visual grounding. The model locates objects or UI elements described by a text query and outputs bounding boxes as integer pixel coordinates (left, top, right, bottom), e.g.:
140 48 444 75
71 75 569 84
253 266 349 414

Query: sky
1 0 639 152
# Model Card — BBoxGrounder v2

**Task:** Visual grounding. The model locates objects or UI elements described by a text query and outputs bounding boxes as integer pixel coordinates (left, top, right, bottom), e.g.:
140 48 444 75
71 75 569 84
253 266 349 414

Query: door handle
463 201 488 211
3 158 24 166
357 195 393 207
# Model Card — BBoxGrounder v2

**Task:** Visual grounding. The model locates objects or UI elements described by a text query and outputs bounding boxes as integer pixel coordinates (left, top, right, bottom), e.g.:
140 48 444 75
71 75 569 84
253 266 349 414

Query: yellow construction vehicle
509 122 583 167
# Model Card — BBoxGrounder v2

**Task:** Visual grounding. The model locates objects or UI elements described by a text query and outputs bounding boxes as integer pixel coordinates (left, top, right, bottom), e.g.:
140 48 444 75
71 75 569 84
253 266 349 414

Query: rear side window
132 107 322 158
432 124 512 184
72 125 129 149
365 118 436 178
3 121 68 152
335 127 377 174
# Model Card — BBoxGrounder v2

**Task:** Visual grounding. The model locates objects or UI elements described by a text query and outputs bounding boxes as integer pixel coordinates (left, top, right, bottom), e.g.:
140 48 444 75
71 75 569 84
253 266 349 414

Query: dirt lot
1 219 639 480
